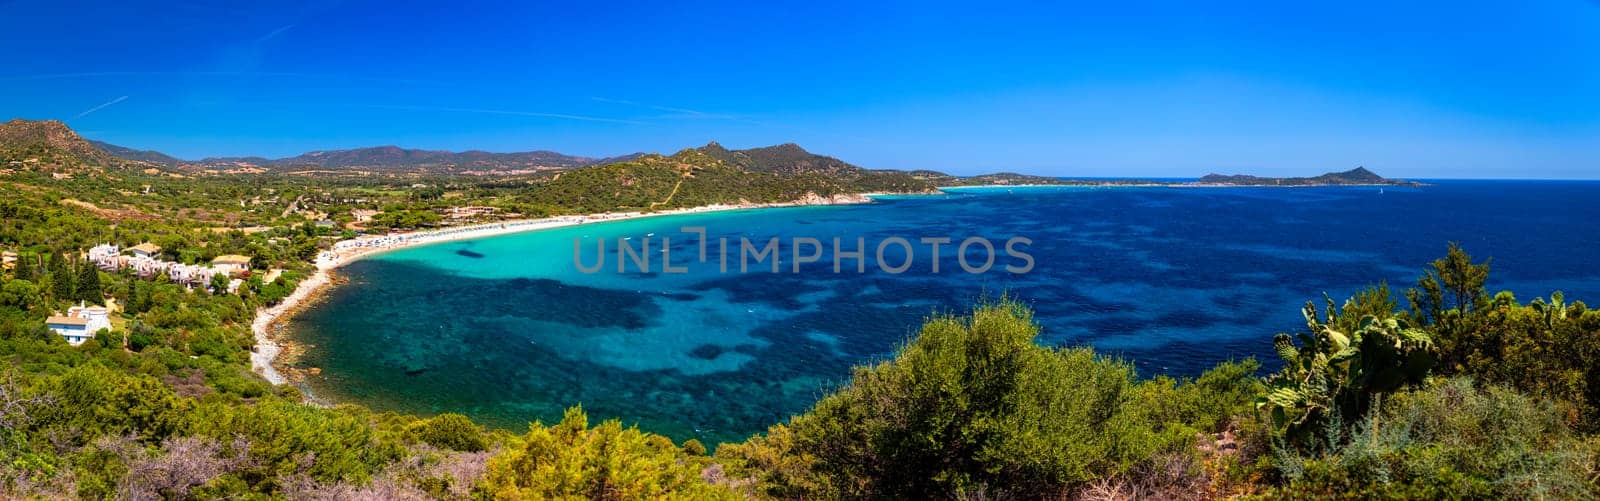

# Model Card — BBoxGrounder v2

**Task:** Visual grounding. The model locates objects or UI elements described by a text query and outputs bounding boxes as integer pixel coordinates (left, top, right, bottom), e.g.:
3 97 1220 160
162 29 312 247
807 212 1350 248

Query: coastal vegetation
1 119 1595 498
4 236 1597 498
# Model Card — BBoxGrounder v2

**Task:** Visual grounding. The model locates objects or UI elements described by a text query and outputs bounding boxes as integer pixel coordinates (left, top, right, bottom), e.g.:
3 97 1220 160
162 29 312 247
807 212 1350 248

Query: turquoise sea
281 180 1600 445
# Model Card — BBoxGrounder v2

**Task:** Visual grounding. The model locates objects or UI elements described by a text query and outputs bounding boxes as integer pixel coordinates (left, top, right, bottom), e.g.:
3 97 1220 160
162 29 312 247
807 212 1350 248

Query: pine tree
77 262 103 304
12 254 34 282
49 253 74 301
127 280 140 313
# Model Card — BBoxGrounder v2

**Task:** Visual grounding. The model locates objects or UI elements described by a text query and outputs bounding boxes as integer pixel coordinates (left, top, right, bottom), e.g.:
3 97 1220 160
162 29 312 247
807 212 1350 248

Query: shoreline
247 192 877 384
245 182 1411 384
939 182 1417 189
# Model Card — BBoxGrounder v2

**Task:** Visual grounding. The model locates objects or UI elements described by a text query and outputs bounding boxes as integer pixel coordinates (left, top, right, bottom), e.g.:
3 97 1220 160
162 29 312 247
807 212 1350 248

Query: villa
47 302 111 346
128 242 161 259
211 254 253 276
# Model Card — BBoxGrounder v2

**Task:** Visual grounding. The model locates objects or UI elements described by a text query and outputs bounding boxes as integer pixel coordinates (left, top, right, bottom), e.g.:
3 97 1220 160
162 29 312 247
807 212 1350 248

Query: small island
925 166 1421 187
1194 166 1422 186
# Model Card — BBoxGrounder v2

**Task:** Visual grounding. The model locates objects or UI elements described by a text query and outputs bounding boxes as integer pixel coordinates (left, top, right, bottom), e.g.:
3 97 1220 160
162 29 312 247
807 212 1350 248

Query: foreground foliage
716 300 1263 499
477 407 735 500
3 168 1598 501
1259 288 1435 444
1262 378 1598 499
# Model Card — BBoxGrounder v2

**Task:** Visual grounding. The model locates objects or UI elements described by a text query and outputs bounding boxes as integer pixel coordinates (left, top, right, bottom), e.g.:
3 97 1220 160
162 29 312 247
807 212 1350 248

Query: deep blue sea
282 181 1600 445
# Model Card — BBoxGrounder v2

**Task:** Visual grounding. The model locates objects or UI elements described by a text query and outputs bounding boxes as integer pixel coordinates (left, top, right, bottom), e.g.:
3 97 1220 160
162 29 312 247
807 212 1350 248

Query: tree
209 273 230 295
0 279 41 310
48 253 74 302
1407 242 1490 327
127 280 150 314
12 253 35 282
77 262 102 304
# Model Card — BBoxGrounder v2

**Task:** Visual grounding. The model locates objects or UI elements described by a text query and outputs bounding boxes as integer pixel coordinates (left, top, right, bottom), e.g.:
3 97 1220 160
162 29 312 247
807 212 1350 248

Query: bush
33 363 192 447
185 400 401 485
409 413 488 452
1266 378 1599 499
1134 358 1264 435
477 406 734 500
724 299 1219 499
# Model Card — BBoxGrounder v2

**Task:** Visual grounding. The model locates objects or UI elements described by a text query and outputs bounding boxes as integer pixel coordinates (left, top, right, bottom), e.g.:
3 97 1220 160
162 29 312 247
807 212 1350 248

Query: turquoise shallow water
282 181 1600 444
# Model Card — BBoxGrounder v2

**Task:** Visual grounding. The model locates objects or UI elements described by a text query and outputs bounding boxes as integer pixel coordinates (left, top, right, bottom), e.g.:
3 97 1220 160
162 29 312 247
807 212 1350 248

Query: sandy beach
250 270 329 385
248 192 875 384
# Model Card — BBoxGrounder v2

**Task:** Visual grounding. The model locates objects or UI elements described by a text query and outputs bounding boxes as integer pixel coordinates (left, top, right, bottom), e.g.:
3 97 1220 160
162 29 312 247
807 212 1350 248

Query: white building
87 243 119 262
211 254 252 277
88 243 123 271
128 242 161 259
47 302 111 346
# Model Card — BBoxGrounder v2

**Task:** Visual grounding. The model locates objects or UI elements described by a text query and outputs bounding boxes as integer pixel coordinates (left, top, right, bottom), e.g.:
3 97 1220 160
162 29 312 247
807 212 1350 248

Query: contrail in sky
73 95 129 119
591 97 711 116
592 96 762 123
0 71 445 87
256 24 296 43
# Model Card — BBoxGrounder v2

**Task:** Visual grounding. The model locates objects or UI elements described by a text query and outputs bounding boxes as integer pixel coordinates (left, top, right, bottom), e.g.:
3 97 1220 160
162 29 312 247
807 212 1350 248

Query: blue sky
1 1 1596 178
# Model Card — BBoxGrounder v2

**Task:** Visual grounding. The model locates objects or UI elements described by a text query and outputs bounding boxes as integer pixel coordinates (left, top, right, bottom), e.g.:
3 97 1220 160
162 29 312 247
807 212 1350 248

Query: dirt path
649 178 686 209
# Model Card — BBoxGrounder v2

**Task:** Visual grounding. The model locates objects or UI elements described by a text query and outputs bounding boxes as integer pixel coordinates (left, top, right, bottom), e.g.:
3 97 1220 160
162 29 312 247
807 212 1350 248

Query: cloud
362 104 648 125
73 95 129 119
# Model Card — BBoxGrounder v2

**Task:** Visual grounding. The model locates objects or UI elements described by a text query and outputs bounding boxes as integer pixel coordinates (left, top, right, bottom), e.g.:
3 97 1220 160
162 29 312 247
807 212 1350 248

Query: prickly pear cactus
1258 296 1436 442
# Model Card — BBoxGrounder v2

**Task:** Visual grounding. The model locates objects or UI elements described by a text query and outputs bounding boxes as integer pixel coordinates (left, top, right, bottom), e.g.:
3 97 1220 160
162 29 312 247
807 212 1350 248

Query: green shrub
1266 378 1599 499
409 413 488 452
33 363 192 446
1134 358 1264 435
477 406 734 500
730 299 1205 498
186 399 401 485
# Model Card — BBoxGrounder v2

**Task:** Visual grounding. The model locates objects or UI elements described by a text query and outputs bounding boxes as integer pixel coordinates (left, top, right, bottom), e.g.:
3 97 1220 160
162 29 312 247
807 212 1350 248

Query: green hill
526 147 910 214
0 119 115 168
689 142 940 195
1198 166 1414 186
695 141 863 176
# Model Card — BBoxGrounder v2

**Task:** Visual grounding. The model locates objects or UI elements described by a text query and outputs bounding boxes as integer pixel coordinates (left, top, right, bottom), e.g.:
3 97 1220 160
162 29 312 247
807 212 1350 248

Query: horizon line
5 118 1591 181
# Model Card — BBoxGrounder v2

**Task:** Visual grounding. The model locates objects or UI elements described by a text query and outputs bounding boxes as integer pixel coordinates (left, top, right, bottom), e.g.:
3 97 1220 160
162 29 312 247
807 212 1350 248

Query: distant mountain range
186 146 644 172
73 125 637 172
86 140 185 166
1 118 1416 188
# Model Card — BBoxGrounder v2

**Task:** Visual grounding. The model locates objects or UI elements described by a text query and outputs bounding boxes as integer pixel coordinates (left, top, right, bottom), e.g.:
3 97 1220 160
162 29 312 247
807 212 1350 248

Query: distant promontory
1195 167 1420 186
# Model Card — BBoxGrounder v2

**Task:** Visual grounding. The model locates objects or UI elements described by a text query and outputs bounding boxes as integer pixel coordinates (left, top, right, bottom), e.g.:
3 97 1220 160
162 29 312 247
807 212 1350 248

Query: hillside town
86 243 250 294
